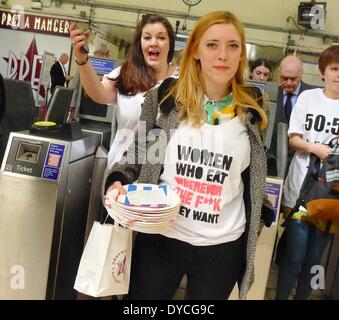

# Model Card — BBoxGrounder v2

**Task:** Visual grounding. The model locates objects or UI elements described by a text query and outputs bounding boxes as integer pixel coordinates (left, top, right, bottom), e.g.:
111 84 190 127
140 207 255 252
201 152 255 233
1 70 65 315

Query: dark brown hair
319 45 339 75
115 14 175 95
250 58 272 73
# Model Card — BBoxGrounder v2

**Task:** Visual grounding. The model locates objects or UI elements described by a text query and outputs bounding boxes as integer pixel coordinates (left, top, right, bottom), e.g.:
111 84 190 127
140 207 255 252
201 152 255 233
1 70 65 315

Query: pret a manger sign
0 10 70 36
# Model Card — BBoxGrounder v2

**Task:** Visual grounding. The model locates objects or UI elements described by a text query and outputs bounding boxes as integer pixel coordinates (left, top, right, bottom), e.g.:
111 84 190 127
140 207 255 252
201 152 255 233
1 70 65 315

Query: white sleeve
288 90 308 136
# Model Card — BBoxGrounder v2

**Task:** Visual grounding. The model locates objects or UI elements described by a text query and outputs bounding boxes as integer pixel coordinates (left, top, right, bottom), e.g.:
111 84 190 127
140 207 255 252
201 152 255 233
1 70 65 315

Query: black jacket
269 81 316 174
50 61 66 94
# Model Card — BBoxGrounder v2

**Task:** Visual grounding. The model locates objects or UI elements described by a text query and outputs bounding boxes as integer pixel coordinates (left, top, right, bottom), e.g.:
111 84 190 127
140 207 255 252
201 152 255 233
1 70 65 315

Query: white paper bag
74 222 132 297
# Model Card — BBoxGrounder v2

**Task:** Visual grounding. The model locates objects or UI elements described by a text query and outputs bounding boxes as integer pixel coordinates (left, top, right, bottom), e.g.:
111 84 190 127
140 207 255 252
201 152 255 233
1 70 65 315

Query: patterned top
203 94 235 125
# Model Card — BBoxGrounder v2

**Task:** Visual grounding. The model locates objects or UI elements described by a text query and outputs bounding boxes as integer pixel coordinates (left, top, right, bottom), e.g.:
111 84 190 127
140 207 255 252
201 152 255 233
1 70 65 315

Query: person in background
275 45 339 300
69 14 177 170
269 55 315 175
93 43 110 58
247 58 272 133
49 53 73 94
250 58 272 82
104 11 273 300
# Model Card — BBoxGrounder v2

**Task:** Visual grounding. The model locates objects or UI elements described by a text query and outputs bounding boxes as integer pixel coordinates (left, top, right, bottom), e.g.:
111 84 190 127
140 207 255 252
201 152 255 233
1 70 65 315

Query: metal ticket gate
0 131 100 299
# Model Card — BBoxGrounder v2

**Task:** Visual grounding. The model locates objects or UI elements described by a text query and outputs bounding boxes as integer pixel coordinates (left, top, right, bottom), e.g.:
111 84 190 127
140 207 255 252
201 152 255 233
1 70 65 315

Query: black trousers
126 233 245 300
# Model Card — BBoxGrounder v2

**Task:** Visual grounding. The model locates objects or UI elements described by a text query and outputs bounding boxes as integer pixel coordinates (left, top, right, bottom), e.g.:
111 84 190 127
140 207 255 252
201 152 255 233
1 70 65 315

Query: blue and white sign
41 143 65 181
265 177 284 225
89 57 117 74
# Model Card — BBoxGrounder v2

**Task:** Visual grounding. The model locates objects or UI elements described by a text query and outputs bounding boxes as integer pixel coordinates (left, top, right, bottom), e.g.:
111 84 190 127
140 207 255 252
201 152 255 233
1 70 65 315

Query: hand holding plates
105 183 181 234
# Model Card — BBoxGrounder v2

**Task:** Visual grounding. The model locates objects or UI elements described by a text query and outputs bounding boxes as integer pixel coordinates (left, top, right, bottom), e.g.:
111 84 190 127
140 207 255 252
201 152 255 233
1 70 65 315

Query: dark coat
269 81 316 174
50 61 66 94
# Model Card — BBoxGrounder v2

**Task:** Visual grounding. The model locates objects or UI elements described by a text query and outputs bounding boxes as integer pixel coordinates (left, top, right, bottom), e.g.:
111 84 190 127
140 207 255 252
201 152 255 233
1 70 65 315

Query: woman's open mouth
148 50 160 60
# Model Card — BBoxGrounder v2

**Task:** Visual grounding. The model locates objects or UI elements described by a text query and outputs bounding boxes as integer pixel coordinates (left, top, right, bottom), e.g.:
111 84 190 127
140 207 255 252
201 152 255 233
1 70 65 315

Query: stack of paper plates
105 183 181 233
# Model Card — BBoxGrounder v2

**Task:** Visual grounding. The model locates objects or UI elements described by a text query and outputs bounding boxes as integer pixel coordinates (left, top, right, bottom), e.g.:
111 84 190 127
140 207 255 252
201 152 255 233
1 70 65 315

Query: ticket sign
41 143 65 181
265 177 284 225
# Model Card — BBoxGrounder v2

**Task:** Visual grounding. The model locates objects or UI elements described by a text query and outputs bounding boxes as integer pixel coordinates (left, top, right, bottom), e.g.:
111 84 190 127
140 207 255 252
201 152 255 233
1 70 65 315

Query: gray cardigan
104 85 272 300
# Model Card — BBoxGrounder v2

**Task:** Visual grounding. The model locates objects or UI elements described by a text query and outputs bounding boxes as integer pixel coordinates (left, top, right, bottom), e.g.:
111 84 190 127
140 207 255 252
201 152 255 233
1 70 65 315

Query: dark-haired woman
250 58 272 82
70 14 177 169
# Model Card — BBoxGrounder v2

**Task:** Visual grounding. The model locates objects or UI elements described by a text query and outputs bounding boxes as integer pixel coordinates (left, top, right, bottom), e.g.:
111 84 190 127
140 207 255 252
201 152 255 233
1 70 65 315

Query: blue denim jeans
275 219 332 300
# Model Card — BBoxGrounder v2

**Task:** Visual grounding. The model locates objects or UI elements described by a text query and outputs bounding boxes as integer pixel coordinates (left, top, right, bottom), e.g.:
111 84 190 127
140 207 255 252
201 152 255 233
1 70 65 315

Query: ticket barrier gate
0 130 100 299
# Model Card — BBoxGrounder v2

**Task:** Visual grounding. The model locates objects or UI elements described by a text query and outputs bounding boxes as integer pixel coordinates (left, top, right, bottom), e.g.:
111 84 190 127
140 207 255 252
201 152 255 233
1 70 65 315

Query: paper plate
105 183 181 233
106 183 181 211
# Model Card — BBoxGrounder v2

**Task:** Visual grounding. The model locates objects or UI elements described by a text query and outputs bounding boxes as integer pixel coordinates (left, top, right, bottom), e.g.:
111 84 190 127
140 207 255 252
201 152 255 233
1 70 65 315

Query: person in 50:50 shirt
276 45 339 300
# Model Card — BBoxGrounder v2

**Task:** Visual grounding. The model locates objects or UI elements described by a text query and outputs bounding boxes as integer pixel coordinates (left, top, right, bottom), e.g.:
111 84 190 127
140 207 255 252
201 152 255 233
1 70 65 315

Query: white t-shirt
104 66 178 170
282 88 339 208
159 117 250 246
